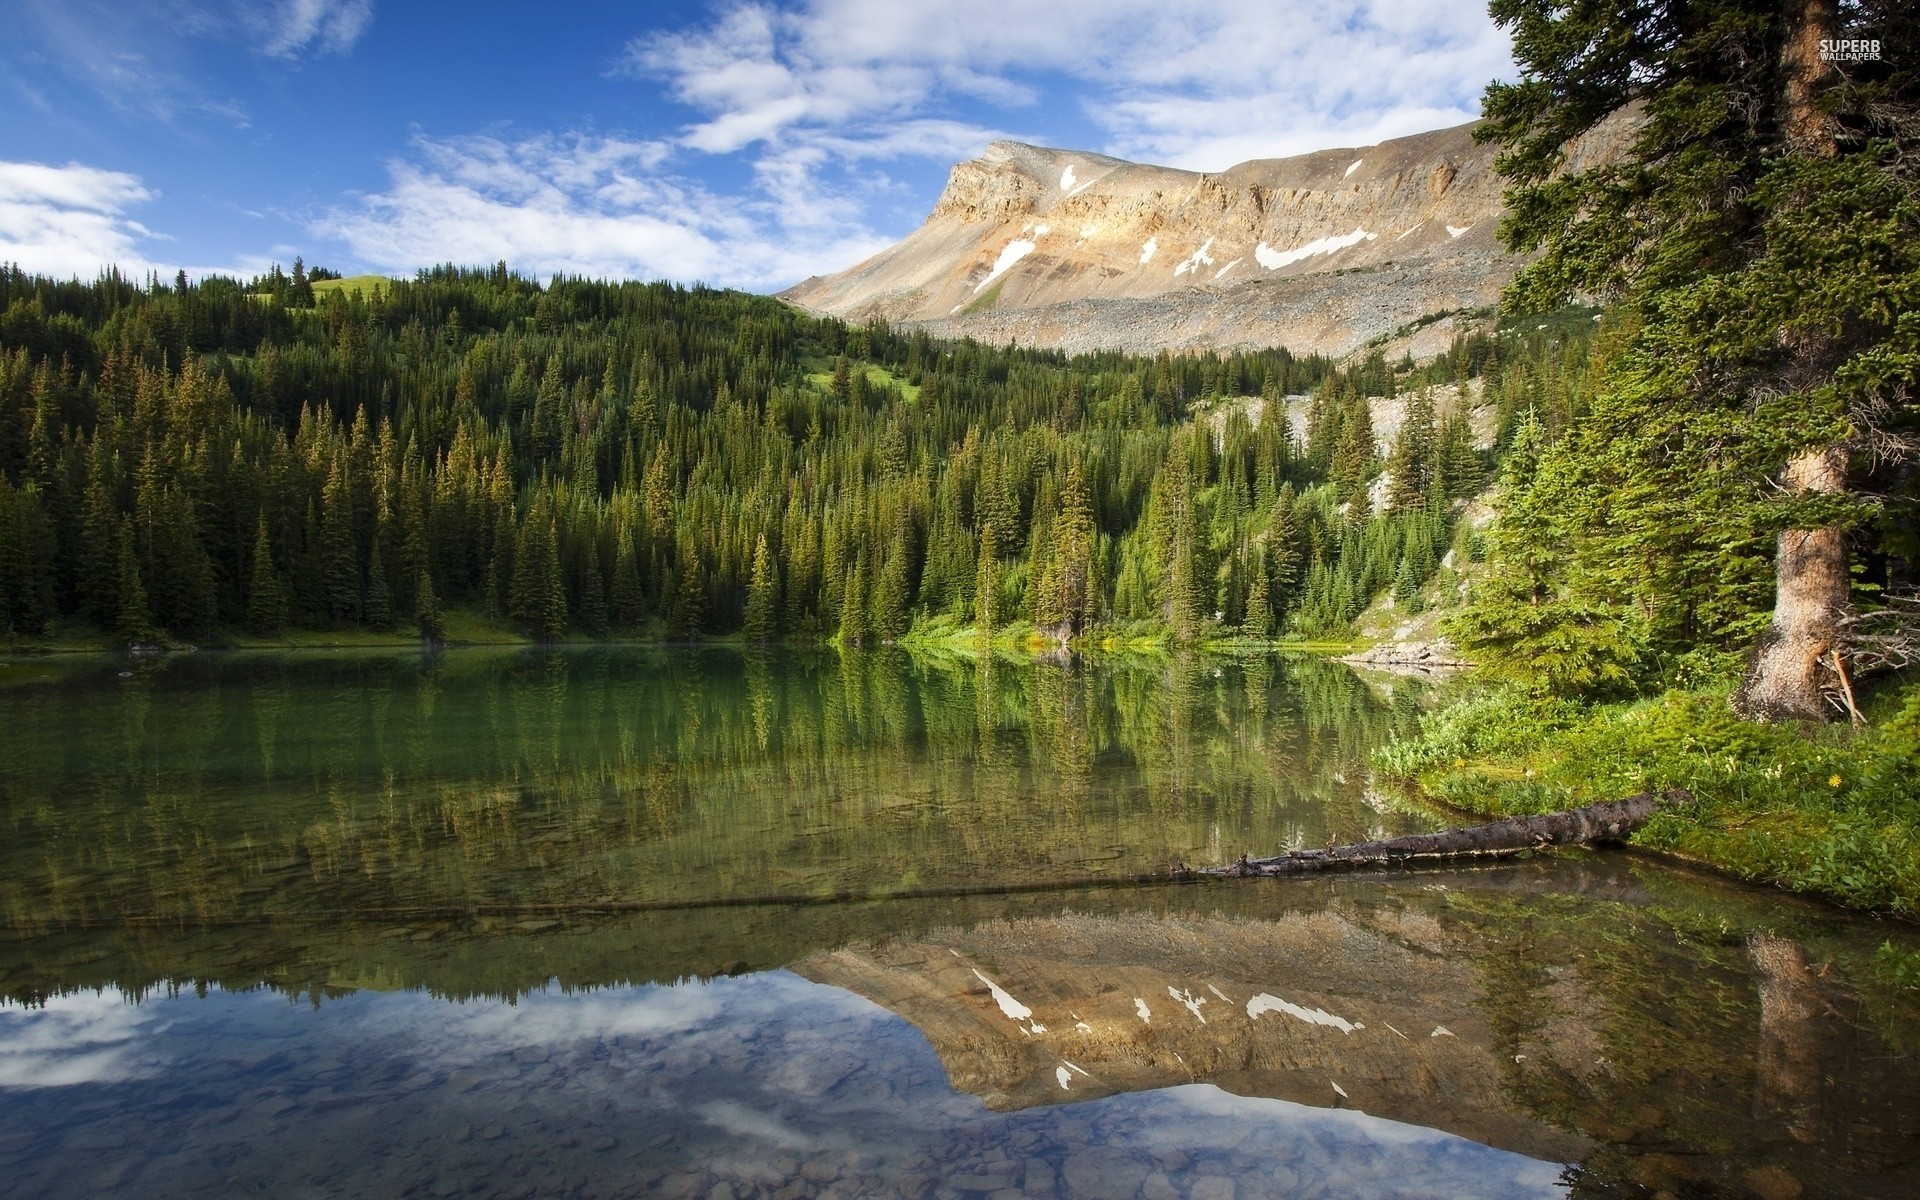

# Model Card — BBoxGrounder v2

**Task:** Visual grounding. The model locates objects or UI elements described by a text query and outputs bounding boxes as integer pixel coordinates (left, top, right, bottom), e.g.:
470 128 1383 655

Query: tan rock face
781 119 1628 357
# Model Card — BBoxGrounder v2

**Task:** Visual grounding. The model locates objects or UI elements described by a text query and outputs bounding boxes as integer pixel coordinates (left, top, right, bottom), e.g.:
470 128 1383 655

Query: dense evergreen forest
0 262 1577 647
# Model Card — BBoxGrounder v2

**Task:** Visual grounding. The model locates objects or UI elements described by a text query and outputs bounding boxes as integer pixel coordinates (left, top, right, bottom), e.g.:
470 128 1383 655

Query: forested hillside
0 262 1575 647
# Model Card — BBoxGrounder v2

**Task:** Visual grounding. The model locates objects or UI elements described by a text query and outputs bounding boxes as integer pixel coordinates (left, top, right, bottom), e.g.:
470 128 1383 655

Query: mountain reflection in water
0 969 1567 1200
2 863 1916 1199
0 649 1916 1197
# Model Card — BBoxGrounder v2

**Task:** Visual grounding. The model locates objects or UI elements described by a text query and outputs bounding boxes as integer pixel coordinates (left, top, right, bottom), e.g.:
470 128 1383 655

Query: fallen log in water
1211 789 1691 878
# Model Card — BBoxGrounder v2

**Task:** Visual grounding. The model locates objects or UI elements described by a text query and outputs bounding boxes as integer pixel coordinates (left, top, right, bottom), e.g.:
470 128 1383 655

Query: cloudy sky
0 0 1512 292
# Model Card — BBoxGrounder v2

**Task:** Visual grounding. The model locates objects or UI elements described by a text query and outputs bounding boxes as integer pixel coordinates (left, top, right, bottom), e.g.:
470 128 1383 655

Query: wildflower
1829 774 1843 789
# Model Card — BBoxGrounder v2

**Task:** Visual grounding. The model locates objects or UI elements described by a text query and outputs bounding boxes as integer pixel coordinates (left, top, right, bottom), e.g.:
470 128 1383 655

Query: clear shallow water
0 647 1425 929
1 648 1917 1198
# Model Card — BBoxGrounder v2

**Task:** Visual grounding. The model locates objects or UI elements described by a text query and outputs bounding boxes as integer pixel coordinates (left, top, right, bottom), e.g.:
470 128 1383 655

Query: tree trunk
1780 0 1839 158
1737 0 1847 720
1211 790 1686 878
1737 447 1851 721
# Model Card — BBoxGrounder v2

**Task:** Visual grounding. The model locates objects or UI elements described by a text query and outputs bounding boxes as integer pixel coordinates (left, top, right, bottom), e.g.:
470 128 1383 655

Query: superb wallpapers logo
1820 39 1881 62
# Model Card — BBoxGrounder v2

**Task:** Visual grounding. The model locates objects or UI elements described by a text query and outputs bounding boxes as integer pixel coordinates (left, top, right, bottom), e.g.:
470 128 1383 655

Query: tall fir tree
247 518 287 634
743 533 780 643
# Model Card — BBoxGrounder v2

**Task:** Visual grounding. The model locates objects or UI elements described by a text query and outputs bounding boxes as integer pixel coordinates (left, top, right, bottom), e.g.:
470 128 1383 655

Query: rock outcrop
782 119 1627 357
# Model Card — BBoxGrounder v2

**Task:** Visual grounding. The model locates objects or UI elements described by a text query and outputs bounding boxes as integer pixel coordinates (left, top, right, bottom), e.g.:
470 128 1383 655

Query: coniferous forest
0 262 1539 648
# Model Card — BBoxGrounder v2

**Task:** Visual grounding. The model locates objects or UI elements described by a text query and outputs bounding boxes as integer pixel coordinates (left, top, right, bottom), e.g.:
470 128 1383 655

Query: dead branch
1212 789 1692 878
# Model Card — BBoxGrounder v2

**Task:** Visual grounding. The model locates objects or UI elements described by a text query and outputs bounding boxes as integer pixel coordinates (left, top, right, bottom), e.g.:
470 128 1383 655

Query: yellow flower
1829 774 1843 788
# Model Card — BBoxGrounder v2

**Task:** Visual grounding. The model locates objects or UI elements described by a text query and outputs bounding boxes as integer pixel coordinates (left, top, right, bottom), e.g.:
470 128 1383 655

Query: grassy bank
1376 675 1920 915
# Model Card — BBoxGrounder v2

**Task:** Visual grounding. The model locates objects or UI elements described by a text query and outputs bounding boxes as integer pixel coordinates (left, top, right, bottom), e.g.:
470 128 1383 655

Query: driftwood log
1212 789 1691 878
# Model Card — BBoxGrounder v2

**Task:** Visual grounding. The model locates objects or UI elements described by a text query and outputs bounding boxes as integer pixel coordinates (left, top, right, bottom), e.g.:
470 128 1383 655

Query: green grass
963 281 1004 315
801 361 922 403
310 275 395 298
1375 675 1920 914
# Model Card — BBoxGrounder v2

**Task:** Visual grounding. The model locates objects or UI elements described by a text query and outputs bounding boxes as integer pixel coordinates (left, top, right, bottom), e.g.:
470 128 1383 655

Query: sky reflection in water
0 971 1568 1199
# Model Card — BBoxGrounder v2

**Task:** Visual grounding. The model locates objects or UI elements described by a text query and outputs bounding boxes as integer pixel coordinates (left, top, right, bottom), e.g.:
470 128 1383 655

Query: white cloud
0 159 284 280
264 0 376 58
0 160 167 278
623 0 1510 170
0 989 165 1089
314 131 894 290
455 0 1505 289
304 1 1509 292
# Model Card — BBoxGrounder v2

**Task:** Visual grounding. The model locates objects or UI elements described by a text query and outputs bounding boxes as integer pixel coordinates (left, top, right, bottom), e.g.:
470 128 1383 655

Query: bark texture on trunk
1780 0 1839 157
1737 447 1851 720
1736 0 1851 721
1212 790 1685 878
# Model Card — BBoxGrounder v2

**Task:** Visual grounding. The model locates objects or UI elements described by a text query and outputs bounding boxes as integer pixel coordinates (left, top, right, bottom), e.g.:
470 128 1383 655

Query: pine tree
642 451 674 543
578 548 610 636
416 567 445 645
1049 461 1096 635
1479 0 1919 715
1438 414 1480 501
743 533 779 642
1329 396 1376 514
1387 388 1436 511
611 534 645 629
1243 548 1274 637
364 537 395 630
510 504 567 641
838 551 870 646
289 257 314 308
668 548 703 639
974 523 997 639
320 459 359 625
1156 452 1201 642
870 529 911 641
78 470 120 628
247 518 287 634
114 517 153 644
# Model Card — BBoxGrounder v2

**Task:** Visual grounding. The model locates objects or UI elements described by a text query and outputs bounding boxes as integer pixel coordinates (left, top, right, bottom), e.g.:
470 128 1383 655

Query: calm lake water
1 647 1916 1198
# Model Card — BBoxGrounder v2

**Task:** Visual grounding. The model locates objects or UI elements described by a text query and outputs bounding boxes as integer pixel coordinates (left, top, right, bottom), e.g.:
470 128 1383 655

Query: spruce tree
364 538 395 630
974 523 997 639
1050 461 1096 635
668 548 703 639
1243 549 1274 637
510 504 567 641
114 517 153 644
416 567 445 646
289 257 314 308
578 550 610 636
871 530 911 641
838 551 870 647
611 535 645 629
319 459 359 625
247 518 287 635
1479 0 1919 715
743 533 780 642
1387 389 1436 511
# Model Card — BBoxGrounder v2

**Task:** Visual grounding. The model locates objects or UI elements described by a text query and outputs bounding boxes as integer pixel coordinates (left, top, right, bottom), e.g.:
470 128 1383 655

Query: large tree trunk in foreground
1737 0 1851 721
1212 790 1688 878
1780 0 1840 158
1737 447 1852 721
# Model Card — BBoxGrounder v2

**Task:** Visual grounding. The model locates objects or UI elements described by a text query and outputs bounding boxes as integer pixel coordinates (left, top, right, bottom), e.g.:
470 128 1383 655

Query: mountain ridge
782 118 1627 357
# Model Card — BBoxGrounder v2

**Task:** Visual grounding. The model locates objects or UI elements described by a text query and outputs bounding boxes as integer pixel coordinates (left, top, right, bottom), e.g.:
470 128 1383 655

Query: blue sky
0 0 1512 293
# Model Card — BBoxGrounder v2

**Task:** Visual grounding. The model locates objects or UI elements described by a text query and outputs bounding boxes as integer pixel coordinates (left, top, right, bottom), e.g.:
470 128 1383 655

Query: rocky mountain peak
783 117 1631 358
